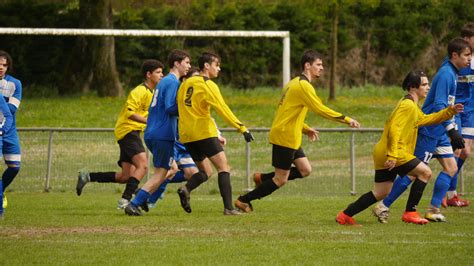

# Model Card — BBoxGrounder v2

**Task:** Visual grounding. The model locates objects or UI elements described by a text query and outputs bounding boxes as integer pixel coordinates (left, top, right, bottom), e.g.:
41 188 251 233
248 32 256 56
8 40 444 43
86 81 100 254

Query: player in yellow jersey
336 71 464 225
234 50 360 213
76 59 164 209
177 52 254 215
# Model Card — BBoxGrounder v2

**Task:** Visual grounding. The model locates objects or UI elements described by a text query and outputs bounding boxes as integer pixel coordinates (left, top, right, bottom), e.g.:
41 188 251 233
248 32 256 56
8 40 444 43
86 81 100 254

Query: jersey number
150 89 159 107
185 87 193 107
423 151 433 163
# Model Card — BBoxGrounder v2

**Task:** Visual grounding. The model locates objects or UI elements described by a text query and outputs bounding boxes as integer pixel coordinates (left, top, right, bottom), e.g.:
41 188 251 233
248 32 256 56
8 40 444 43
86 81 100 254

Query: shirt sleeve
0 96 12 134
433 74 456 131
417 105 457 127
8 78 22 114
164 80 179 116
123 88 143 119
386 101 412 160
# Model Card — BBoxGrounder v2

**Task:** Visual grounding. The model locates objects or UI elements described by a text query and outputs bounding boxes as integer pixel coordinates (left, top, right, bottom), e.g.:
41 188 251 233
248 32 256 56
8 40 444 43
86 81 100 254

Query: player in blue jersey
373 38 472 223
0 51 21 209
444 22 474 207
0 92 14 217
125 49 191 216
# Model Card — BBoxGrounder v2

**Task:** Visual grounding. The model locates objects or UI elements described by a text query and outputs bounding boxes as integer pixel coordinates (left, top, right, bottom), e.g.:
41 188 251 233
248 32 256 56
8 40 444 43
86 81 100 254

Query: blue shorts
2 126 20 163
174 141 196 169
456 111 474 139
145 139 174 170
414 133 453 164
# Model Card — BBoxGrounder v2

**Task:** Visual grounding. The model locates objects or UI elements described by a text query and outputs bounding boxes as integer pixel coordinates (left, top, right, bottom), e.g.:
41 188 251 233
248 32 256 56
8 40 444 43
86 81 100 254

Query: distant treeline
0 0 471 95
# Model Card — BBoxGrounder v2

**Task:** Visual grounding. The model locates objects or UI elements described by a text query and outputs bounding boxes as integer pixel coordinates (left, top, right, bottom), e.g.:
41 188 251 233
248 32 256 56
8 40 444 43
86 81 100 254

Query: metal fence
10 127 473 197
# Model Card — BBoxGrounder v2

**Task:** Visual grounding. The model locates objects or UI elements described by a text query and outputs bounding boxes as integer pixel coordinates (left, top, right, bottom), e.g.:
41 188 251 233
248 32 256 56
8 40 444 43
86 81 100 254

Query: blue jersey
419 60 457 139
0 96 13 136
144 73 179 141
456 58 474 113
0 74 22 127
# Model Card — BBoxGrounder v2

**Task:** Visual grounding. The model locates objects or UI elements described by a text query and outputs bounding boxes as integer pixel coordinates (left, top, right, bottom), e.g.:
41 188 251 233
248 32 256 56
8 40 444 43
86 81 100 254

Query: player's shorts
117 131 146 166
414 133 453 164
456 111 474 139
145 139 174 170
271 144 306 170
174 140 196 169
183 137 223 163
374 158 422 183
2 126 20 164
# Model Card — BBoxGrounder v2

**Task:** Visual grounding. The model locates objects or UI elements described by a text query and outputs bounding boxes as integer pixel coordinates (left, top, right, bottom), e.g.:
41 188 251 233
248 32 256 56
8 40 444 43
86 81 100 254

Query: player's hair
448 37 471 59
141 59 164 79
180 66 200 82
402 70 427 91
461 22 474 38
167 49 190 69
198 52 220 70
0 50 13 72
300 50 323 70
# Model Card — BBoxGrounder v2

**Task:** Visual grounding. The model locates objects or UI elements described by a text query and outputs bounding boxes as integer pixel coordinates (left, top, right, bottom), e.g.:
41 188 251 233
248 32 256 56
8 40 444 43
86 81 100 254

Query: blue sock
169 170 186 183
130 189 150 207
0 179 3 214
383 175 413 207
2 166 20 191
148 179 170 204
431 172 452 208
448 157 464 191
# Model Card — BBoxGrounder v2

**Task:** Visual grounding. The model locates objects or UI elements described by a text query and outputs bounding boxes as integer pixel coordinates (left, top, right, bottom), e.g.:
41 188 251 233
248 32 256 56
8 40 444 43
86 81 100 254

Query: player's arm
433 75 457 131
164 81 179 116
417 104 461 127
0 96 13 135
125 88 147 124
302 123 319 141
8 78 22 115
386 101 412 162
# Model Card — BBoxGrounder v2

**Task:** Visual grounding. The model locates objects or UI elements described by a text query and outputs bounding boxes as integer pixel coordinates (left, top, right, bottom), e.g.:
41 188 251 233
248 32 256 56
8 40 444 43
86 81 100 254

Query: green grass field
3 85 473 264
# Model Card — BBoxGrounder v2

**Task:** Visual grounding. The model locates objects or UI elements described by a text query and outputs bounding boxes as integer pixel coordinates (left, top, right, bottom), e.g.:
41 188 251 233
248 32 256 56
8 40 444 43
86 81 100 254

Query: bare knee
418 168 432 183
444 165 458 177
298 166 311 177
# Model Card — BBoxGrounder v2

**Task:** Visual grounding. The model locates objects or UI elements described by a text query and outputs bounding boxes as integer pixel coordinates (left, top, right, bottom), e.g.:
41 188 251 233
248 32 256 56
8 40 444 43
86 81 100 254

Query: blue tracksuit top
144 73 179 141
418 59 458 139
456 58 474 113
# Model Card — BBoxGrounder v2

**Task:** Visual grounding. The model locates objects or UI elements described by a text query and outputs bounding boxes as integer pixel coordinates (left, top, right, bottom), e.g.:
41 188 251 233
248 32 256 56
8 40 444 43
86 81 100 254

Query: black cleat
124 204 143 216
177 186 192 213
76 170 90 196
140 201 149 213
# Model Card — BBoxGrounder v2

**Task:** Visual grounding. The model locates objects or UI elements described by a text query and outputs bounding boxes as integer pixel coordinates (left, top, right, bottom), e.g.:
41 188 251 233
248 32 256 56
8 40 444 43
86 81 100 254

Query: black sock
405 178 427 212
260 172 275 183
121 176 140 200
185 171 208 192
261 167 303 183
344 191 377 217
240 179 279 203
218 172 233 210
90 172 116 183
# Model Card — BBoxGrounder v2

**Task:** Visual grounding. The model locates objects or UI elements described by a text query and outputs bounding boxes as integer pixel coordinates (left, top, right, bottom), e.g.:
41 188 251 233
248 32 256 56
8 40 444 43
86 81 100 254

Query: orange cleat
441 197 448 208
253 172 262 187
234 198 253 213
446 195 470 207
336 211 357 225
402 211 429 225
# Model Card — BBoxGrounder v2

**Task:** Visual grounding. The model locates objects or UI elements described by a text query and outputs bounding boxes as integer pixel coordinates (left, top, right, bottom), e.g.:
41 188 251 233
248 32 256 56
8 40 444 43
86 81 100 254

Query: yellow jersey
177 75 248 143
269 75 351 149
114 83 153 141
373 95 457 170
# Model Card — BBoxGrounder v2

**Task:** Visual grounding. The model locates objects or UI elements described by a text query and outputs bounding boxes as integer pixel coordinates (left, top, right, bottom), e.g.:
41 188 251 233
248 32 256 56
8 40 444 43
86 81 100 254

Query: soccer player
76 59 164 209
0 94 13 217
444 22 474 207
177 52 254 216
0 51 22 209
124 49 191 216
234 50 360 213
337 71 463 225
373 38 472 223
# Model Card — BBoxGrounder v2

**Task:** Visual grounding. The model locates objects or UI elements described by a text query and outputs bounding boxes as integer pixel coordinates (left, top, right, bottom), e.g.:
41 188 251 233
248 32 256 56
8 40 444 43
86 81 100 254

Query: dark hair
300 50 323 70
0 50 13 72
167 49 190 69
182 66 200 81
198 52 220 70
402 70 427 91
141 59 164 79
448 37 471 59
461 22 474 38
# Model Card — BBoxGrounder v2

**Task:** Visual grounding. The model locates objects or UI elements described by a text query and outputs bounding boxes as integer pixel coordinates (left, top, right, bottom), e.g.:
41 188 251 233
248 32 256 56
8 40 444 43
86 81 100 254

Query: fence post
350 131 356 195
45 130 54 192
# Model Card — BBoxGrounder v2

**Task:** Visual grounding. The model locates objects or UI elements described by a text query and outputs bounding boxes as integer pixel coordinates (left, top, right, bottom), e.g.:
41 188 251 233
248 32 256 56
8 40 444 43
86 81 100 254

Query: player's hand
0 130 3 136
384 159 396 171
243 130 254 143
305 128 319 142
448 128 465 150
218 135 227 146
349 119 360 128
450 103 464 114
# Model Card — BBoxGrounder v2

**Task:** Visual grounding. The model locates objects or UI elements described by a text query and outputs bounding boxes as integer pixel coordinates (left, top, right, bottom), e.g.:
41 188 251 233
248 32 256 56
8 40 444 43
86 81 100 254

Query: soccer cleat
425 208 447 222
2 194 7 209
401 211 429 225
147 202 157 209
177 186 192 213
234 198 253 213
140 201 149 213
441 197 448 208
372 202 390 224
253 172 262 187
446 195 470 207
76 170 90 196
117 198 129 209
336 211 357 225
223 208 242 215
124 204 143 216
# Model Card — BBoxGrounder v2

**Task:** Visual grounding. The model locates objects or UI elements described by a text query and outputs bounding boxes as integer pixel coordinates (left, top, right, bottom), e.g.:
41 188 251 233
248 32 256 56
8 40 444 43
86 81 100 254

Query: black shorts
184 137 224 162
117 131 146 167
271 144 306 170
374 158 422 183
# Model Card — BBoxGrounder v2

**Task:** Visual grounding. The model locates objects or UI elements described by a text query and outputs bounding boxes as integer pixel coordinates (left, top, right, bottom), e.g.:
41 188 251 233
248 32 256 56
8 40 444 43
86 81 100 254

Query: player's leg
401 159 430 224
2 132 20 207
120 151 147 202
147 161 179 207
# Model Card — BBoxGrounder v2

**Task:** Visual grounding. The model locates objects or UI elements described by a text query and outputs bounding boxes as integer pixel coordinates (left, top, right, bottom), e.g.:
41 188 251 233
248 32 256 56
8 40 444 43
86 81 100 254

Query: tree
60 0 123 97
329 0 339 101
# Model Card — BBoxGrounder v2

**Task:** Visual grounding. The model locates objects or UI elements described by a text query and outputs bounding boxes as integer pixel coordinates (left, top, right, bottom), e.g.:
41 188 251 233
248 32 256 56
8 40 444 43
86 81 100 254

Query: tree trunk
60 0 123 97
329 1 338 101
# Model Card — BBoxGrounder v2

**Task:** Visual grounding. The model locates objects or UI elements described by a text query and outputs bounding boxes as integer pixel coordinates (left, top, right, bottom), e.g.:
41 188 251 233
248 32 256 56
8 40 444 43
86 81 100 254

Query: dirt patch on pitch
0 226 157 238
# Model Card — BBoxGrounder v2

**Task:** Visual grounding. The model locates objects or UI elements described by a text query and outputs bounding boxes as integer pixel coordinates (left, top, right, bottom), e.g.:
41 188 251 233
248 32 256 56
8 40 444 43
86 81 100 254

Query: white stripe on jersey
177 157 194 166
8 97 20 109
0 79 16 98
434 145 454 156
462 127 474 137
4 154 21 161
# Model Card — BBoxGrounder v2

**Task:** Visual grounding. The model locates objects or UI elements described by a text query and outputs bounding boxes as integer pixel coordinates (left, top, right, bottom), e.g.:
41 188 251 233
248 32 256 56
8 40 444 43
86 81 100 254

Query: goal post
0 27 291 86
